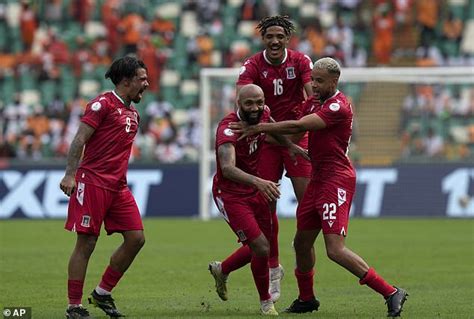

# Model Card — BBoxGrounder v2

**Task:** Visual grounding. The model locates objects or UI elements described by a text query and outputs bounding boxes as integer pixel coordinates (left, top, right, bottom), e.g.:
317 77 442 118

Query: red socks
359 268 396 298
269 211 279 268
221 245 252 275
99 266 124 292
251 255 271 301
68 279 84 305
295 268 315 301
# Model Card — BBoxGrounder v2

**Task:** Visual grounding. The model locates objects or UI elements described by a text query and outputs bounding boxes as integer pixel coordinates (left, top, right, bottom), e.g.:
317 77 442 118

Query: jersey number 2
273 79 283 96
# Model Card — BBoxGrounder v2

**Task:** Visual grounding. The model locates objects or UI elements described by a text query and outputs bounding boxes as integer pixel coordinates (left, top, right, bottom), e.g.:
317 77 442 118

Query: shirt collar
263 48 288 65
112 90 127 106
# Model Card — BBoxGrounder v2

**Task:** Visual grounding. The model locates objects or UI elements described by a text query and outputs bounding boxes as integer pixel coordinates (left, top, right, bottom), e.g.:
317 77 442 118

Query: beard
241 109 263 125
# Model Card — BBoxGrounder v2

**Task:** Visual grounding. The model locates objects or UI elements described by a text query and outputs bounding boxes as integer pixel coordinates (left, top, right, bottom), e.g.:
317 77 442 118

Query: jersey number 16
273 79 283 96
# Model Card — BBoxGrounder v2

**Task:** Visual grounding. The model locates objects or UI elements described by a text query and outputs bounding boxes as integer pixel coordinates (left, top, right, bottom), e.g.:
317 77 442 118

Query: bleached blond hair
313 57 341 76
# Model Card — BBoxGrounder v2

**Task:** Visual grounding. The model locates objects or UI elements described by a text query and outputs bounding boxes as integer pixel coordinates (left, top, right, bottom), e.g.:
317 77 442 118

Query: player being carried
230 57 408 317
60 56 149 319
235 15 314 302
209 84 309 315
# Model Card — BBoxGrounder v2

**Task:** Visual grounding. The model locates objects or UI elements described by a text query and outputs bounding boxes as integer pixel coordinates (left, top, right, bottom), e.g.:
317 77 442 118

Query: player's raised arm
217 143 280 202
59 122 95 196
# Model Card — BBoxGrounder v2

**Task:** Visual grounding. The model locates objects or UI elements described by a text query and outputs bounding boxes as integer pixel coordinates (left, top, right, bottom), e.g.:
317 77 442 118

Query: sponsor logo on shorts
262 71 268 78
81 215 90 227
76 182 85 206
236 230 247 242
340 227 346 237
76 182 86 206
337 188 346 207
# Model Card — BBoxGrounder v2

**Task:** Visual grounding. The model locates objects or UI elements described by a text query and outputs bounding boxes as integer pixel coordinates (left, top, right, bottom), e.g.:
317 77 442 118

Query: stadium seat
40 81 57 106
20 72 37 91
21 90 41 106
180 11 199 37
79 79 100 99
180 79 199 109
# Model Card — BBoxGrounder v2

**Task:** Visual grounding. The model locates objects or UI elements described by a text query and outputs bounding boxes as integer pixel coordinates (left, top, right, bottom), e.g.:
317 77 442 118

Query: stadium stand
0 0 472 163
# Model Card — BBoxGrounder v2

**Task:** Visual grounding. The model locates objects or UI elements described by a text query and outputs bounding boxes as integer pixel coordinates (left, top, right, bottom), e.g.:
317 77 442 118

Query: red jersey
302 91 355 179
213 106 271 195
236 49 313 122
77 91 140 191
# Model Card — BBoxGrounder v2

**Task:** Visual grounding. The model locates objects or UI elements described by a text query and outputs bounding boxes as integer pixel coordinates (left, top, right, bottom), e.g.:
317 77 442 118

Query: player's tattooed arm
218 143 280 202
60 122 95 196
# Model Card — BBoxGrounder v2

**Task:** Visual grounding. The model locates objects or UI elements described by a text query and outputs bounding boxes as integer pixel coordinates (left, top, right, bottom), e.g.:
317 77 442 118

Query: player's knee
125 232 145 250
326 246 344 263
132 234 145 250
77 235 98 257
293 236 311 255
250 238 270 257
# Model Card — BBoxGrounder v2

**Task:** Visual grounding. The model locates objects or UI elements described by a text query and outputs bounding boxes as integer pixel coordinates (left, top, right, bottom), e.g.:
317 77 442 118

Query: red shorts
212 188 272 244
65 182 143 236
258 134 311 182
296 177 355 236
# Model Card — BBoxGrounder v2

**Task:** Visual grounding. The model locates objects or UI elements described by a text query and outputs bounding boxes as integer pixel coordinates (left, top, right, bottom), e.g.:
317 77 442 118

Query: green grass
0 218 473 318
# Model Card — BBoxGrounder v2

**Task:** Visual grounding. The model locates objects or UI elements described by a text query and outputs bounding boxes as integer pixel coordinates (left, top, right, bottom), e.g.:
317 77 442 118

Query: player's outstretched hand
288 143 310 164
229 121 258 140
60 175 76 197
254 178 280 202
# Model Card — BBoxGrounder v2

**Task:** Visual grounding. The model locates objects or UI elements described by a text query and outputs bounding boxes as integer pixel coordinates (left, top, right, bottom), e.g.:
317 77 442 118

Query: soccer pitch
0 218 473 318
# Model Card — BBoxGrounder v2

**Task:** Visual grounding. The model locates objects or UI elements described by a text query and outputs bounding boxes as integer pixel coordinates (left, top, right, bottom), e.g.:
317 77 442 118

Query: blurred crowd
0 0 473 163
400 84 474 161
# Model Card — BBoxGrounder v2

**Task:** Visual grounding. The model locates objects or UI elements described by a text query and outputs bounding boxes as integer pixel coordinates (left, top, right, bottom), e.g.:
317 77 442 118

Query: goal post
199 67 474 220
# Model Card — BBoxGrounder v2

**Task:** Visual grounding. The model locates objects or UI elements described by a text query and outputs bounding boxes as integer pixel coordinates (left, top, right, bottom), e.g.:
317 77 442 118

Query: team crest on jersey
337 188 346 206
262 71 268 78
286 67 296 79
91 102 102 111
81 215 91 227
224 128 234 136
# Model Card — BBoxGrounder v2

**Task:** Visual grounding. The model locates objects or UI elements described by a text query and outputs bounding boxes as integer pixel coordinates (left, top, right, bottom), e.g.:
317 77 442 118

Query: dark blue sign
0 164 473 219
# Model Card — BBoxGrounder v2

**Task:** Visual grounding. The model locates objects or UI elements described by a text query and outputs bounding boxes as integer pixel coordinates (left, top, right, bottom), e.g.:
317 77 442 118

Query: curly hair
256 15 295 36
105 56 147 85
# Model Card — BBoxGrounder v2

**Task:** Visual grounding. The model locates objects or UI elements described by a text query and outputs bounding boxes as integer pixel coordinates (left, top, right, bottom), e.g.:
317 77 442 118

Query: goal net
199 67 474 220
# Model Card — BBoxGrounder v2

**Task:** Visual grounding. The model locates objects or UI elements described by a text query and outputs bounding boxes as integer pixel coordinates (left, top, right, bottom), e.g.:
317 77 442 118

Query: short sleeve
316 101 347 127
81 100 109 129
236 60 258 85
216 121 238 148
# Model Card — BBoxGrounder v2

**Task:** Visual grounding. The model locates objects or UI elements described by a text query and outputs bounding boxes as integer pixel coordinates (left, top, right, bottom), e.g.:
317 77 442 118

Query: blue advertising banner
0 164 198 218
0 164 472 218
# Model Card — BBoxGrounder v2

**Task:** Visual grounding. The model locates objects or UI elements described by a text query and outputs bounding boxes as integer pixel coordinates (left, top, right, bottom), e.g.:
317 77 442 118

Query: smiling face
127 68 149 104
238 85 265 125
262 25 289 64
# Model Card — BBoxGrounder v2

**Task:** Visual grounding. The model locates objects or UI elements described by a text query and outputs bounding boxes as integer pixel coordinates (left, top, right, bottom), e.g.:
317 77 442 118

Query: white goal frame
199 66 474 220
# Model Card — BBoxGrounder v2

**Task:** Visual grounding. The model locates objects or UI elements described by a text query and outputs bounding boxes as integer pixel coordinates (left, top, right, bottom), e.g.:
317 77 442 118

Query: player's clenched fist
59 175 76 197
